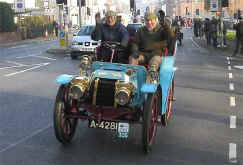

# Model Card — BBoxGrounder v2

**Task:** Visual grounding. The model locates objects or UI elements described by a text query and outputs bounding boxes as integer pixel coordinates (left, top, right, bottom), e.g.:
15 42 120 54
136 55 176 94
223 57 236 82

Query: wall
0 32 21 44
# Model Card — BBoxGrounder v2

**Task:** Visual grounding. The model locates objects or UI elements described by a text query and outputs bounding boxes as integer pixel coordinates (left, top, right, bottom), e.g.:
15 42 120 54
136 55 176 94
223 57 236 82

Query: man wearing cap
91 11 129 63
129 12 175 79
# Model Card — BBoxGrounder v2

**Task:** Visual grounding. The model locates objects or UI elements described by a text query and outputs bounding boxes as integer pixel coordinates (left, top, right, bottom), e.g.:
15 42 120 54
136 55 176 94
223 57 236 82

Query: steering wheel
101 41 123 50
99 41 127 63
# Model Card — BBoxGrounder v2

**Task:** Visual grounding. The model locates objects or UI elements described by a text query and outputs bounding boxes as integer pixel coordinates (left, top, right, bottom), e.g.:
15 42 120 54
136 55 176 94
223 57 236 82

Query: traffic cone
44 29 49 40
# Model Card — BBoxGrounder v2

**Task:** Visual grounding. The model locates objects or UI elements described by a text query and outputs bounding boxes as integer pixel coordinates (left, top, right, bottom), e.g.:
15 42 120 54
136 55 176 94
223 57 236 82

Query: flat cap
145 13 157 21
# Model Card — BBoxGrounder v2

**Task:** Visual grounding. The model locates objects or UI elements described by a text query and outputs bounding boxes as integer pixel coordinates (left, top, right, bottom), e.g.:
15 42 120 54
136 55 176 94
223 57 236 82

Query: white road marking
190 37 200 48
233 65 243 70
5 61 24 66
229 73 233 79
10 45 27 49
229 143 237 163
0 62 49 70
16 53 41 59
228 66 231 70
4 62 50 77
16 54 56 60
33 55 56 60
0 64 29 70
229 83 234 91
230 97 236 107
0 124 51 153
230 116 236 128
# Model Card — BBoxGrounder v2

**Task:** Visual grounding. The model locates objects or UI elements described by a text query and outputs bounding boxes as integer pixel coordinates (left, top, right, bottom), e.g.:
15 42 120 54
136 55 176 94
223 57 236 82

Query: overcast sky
25 0 35 8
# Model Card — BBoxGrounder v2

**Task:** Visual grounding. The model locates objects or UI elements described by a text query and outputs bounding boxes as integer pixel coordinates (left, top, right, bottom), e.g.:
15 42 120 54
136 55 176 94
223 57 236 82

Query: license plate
88 120 117 130
81 48 93 51
117 123 129 138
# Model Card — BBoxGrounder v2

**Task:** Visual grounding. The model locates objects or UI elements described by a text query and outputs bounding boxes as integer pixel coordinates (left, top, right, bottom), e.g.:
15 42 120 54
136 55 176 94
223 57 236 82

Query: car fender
56 74 75 84
141 83 158 93
160 42 177 115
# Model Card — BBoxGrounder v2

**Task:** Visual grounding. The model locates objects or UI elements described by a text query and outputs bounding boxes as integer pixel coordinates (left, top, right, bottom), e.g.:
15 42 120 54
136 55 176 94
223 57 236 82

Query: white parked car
70 24 100 59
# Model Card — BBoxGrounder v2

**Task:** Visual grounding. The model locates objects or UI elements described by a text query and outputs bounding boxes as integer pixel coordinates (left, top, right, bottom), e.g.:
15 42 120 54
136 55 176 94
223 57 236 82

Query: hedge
0 2 16 32
226 31 236 40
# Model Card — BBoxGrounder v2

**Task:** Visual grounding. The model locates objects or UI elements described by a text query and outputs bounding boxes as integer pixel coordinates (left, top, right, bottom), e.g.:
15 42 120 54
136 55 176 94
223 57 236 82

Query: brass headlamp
70 76 90 100
115 80 135 106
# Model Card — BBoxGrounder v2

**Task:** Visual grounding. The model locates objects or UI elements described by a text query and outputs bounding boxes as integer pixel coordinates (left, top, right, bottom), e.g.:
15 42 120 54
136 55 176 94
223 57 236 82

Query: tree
0 2 16 32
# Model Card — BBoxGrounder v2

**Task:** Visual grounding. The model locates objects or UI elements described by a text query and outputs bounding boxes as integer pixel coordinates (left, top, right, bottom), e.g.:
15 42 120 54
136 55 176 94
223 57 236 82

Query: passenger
129 12 175 80
91 11 129 63
158 10 174 37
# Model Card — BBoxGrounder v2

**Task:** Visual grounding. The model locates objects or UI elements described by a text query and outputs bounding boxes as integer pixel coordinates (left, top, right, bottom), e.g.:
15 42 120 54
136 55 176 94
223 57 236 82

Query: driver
129 12 175 79
91 11 129 63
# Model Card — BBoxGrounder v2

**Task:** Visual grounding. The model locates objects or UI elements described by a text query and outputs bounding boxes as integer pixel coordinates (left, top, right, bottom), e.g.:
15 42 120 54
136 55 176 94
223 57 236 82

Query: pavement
0 37 46 48
193 36 234 52
191 35 243 58
0 37 71 55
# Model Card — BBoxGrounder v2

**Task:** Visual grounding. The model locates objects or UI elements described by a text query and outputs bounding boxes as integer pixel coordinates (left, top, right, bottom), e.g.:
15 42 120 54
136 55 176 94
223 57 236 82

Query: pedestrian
210 16 218 48
53 21 58 37
222 19 228 47
204 18 211 45
232 17 243 56
187 18 191 28
194 18 201 37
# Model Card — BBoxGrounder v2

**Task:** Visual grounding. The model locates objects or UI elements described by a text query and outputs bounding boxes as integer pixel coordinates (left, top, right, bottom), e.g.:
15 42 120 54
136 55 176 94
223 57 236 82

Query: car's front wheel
53 85 78 144
142 91 160 154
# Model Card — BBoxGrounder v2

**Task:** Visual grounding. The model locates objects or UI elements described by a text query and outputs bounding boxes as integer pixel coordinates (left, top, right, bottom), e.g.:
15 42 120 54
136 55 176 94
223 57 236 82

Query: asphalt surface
0 29 243 165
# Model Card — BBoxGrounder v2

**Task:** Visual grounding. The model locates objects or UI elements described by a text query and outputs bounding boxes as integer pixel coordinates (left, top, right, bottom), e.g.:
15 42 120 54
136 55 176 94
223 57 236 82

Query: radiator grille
92 78 116 106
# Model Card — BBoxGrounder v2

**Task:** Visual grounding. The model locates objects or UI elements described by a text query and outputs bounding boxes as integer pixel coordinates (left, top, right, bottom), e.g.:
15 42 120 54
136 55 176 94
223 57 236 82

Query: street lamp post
191 0 193 18
78 0 82 26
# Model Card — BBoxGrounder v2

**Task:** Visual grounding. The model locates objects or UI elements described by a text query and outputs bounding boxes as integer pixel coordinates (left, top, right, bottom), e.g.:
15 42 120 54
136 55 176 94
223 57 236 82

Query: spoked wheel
161 79 174 127
143 90 160 154
54 85 78 144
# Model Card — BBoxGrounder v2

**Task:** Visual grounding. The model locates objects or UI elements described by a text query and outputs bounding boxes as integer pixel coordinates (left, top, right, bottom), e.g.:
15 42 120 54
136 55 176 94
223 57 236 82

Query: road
0 28 243 165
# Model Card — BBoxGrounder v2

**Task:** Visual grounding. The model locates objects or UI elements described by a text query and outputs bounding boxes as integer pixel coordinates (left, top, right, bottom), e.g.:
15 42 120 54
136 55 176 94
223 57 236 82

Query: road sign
210 0 218 12
60 32 65 38
15 0 25 13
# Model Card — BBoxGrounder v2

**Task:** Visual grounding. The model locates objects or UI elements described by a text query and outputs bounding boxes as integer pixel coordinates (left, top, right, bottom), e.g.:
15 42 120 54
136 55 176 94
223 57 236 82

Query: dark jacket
91 22 129 47
204 19 211 32
91 22 129 63
131 24 175 58
210 18 218 33
233 21 243 40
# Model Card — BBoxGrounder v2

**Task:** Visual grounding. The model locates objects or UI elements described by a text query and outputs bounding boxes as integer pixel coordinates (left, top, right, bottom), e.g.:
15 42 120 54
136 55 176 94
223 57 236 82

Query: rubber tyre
143 91 160 154
161 79 174 127
53 85 78 144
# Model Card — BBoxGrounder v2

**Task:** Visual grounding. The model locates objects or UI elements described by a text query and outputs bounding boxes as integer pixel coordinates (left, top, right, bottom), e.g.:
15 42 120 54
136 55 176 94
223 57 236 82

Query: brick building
175 0 205 17
174 0 243 18
224 0 243 17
